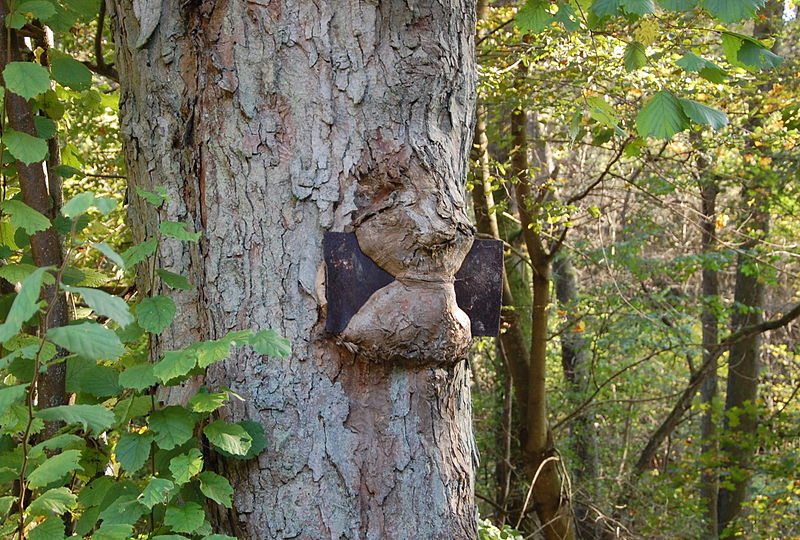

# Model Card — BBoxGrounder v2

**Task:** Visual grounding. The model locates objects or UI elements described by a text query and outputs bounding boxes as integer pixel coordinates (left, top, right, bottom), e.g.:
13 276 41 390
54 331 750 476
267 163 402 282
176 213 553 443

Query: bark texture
111 0 479 537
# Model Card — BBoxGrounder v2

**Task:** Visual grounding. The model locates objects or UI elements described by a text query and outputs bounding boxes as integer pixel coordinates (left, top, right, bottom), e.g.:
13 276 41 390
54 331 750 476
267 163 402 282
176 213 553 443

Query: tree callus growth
343 164 475 366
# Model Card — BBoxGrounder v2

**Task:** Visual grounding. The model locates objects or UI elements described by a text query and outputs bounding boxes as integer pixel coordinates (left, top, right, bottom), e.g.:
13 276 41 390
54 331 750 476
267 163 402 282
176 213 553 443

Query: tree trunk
510 98 574 539
716 219 766 535
0 4 70 426
111 1 479 538
697 166 719 540
717 3 780 534
553 254 598 538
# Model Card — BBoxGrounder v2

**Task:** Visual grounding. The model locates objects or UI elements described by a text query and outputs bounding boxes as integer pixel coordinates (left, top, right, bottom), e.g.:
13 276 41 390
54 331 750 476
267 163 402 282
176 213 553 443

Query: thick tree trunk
111 1 479 538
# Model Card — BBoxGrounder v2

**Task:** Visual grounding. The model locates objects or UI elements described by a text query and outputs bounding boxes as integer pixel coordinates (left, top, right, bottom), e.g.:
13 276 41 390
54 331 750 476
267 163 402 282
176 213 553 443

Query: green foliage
2 61 50 100
3 130 48 164
0 71 291 536
636 90 690 139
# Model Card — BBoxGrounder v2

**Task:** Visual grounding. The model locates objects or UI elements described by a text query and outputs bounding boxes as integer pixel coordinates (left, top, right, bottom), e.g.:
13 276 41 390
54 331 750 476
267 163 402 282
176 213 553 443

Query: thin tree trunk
553 254 598 539
697 164 719 540
716 217 766 534
510 94 574 539
111 1 479 537
0 4 69 425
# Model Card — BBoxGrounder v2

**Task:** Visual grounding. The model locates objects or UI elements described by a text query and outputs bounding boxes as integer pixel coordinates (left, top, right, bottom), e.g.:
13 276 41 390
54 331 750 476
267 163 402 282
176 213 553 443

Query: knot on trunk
340 175 474 367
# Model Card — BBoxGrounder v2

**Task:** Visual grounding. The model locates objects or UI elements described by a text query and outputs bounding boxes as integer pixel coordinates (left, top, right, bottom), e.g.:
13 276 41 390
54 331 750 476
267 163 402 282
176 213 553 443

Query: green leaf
93 242 125 268
121 238 157 268
118 363 158 391
0 199 50 234
97 494 147 525
657 0 694 9
27 449 83 488
204 420 252 456
516 0 553 33
115 432 154 473
6 11 26 28
635 90 690 139
0 384 28 417
0 266 48 342
2 61 50 100
203 536 238 540
198 471 233 508
222 421 267 460
586 96 626 137
29 434 83 457
554 3 580 31
34 116 57 139
0 495 15 516
137 295 176 334
66 358 121 397
675 53 727 83
737 40 782 70
149 406 195 450
28 487 77 516
63 286 133 327
679 99 729 130
61 191 95 217
93 197 118 215
63 0 99 18
91 523 135 540
193 339 235 369
153 349 197 384
721 32 744 66
139 477 174 509
188 390 229 413
249 329 291 357
28 517 65 540
624 42 647 72
135 186 169 206
591 0 621 17
16 1 57 20
35 404 115 436
164 501 205 534
620 0 655 14
168 448 203 485
160 221 201 242
46 322 125 361
50 56 92 91
701 0 764 23
53 164 80 178
157 269 194 290
3 129 48 165
0 263 54 286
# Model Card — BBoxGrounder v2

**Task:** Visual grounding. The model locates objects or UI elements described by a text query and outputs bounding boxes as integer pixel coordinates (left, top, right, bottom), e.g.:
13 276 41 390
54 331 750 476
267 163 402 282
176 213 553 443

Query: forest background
0 0 797 539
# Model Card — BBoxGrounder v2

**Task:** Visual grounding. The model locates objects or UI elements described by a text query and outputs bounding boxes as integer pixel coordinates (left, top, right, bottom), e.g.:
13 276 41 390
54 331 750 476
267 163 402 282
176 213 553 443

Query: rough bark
553 254 598 539
0 5 70 423
110 0 479 538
